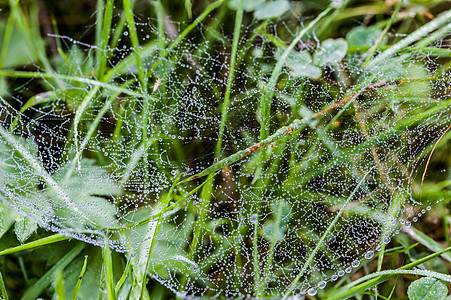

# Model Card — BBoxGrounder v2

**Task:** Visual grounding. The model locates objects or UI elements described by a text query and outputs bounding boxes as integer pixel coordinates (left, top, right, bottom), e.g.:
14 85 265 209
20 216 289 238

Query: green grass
1 0 451 299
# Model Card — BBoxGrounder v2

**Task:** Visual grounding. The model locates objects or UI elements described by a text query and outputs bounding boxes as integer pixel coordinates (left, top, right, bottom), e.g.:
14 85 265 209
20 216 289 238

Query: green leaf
262 220 284 242
291 63 322 79
346 26 384 47
277 50 322 79
399 63 430 96
51 159 122 229
0 202 18 239
0 22 36 68
313 38 348 67
14 216 38 243
0 77 8 97
408 277 448 300
254 1 290 20
229 0 265 11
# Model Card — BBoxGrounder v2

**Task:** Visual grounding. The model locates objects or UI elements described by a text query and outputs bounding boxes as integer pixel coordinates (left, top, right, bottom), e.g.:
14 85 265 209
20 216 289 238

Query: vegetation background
0 0 451 299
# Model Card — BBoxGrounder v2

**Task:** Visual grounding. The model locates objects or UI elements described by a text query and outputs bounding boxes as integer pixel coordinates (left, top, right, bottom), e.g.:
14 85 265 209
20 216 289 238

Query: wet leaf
407 277 448 300
254 1 290 20
313 38 348 67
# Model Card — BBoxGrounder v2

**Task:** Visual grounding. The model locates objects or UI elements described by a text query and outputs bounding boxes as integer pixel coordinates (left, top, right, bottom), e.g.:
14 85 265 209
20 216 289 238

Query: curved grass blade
366 9 451 71
72 255 88 300
21 243 85 300
215 3 243 157
103 238 116 300
327 245 451 300
0 234 68 256
0 70 145 98
0 270 8 300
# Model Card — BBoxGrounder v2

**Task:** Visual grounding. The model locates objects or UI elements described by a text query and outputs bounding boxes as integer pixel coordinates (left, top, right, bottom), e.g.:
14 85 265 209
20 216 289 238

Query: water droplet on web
307 288 317 296
364 251 374 259
0 8 449 298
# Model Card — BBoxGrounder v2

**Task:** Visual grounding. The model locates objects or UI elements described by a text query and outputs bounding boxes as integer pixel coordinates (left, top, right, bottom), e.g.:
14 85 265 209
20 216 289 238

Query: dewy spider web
0 3 451 298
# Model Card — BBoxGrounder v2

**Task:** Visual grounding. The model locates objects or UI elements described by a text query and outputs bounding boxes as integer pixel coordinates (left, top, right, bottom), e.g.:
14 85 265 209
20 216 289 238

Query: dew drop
364 251 374 259
307 288 317 296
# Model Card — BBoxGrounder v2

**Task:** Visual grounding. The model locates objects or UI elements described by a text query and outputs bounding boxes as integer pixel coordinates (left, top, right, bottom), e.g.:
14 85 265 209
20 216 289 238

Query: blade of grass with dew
0 234 68 256
181 4 244 290
366 9 451 71
95 0 104 77
281 166 376 299
0 70 145 98
123 0 145 87
115 257 130 294
374 189 407 299
64 90 122 181
142 173 182 298
327 245 451 300
403 226 451 262
155 0 166 57
215 2 243 157
98 0 114 80
72 255 88 300
21 243 85 300
68 87 100 171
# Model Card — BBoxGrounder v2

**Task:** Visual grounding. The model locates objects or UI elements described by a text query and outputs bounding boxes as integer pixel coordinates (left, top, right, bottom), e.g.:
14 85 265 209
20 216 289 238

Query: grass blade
72 255 88 300
215 3 243 157
327 245 451 300
21 243 85 300
103 239 116 300
0 234 68 256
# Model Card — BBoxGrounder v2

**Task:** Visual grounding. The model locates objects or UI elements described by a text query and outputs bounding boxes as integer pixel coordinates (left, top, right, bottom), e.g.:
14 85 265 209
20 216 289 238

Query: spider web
0 6 451 298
